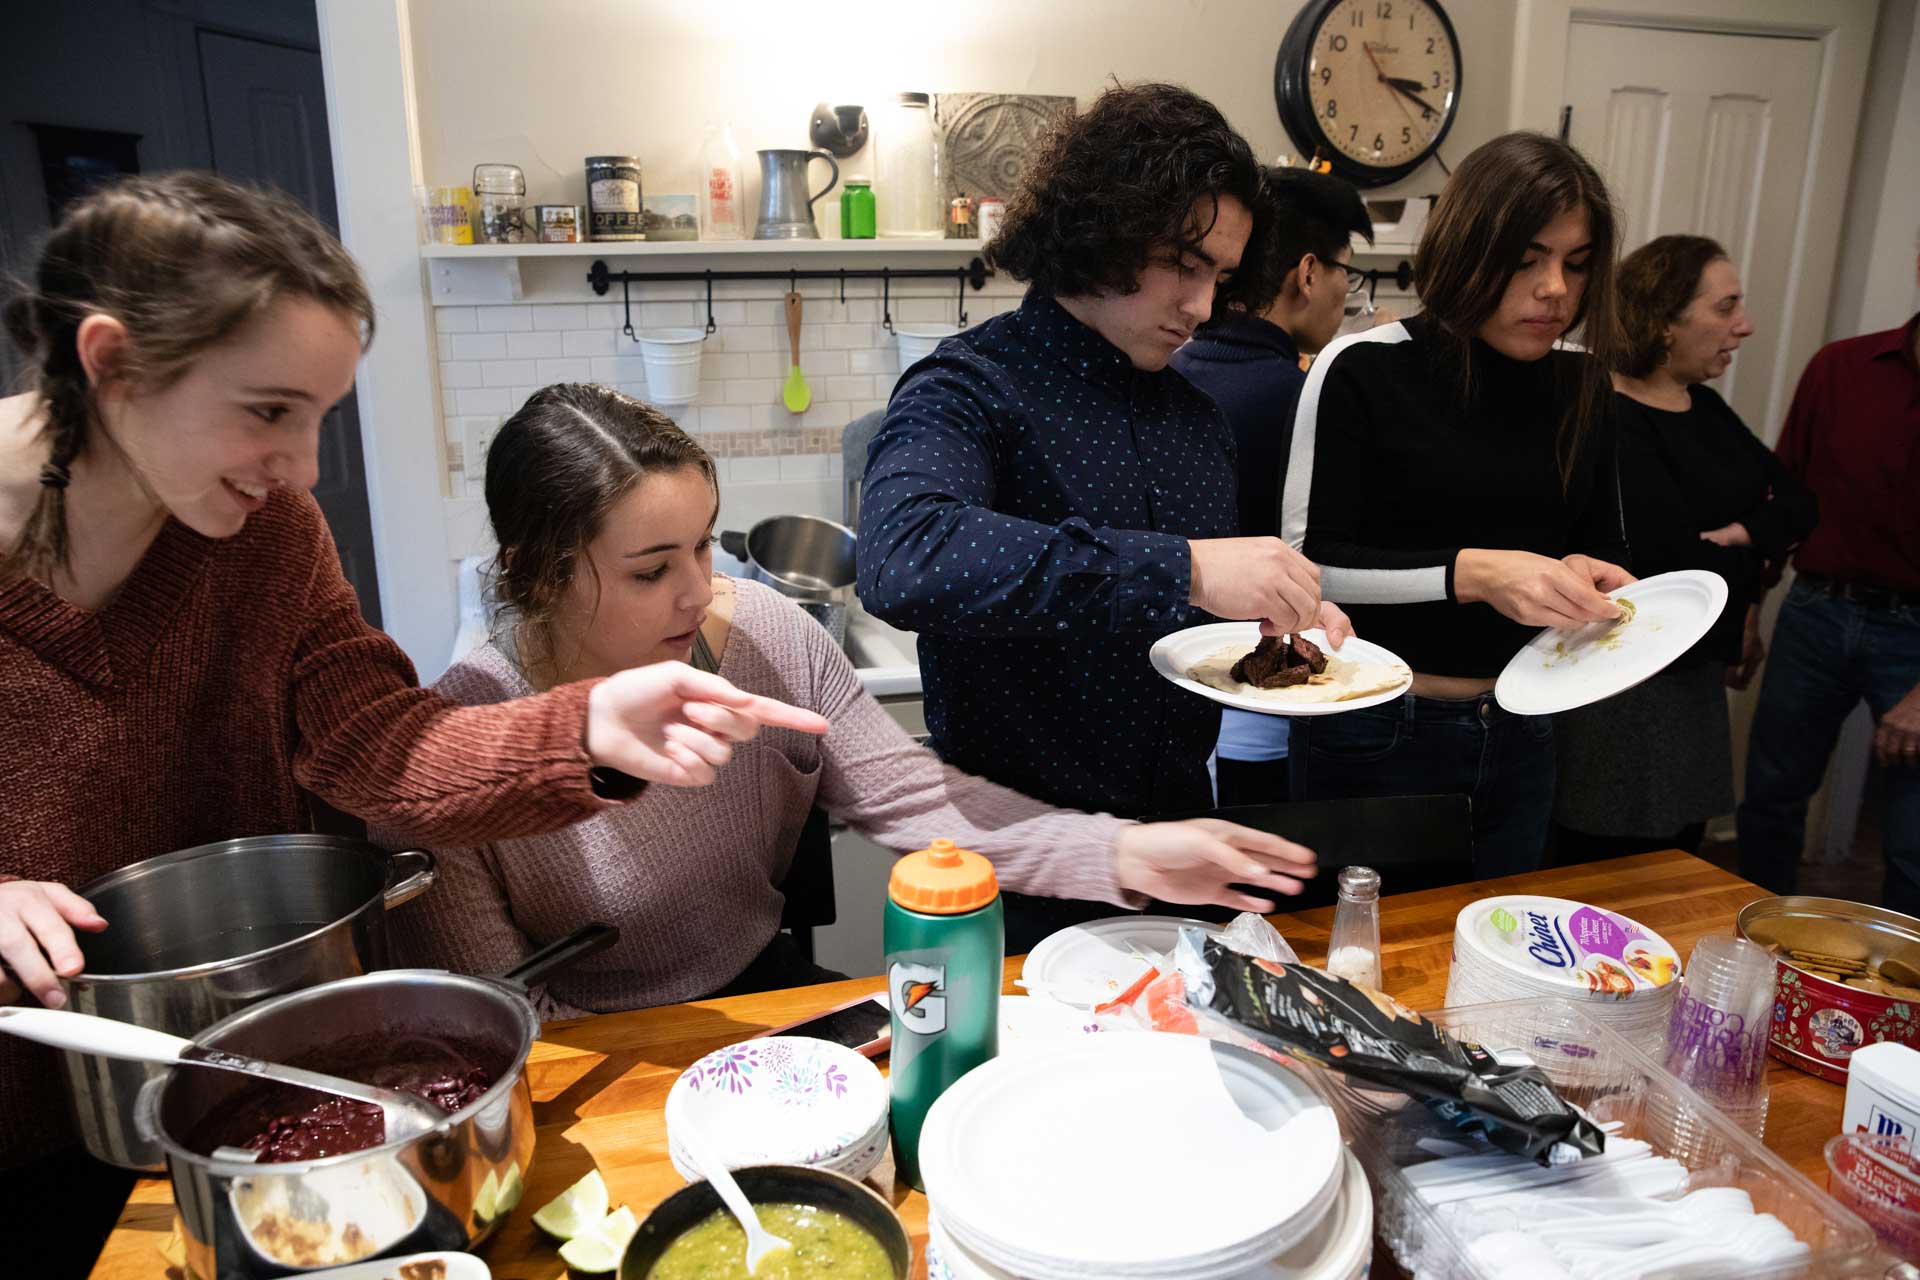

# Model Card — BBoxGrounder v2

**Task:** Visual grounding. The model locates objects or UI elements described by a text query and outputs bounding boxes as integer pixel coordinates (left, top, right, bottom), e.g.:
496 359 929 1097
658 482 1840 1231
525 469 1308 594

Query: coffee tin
585 156 644 241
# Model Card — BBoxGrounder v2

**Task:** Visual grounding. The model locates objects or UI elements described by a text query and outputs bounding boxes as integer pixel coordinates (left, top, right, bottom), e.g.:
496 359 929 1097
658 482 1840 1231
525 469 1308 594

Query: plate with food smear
1494 569 1727 716
1150 624 1412 717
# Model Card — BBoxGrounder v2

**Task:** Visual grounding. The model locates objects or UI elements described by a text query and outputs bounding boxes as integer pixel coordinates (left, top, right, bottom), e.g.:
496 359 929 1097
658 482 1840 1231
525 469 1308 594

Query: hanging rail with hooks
588 258 991 337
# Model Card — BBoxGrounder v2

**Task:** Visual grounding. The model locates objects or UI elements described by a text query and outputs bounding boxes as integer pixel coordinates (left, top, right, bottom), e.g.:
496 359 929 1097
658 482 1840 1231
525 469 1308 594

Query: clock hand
1386 79 1445 121
1362 41 1428 135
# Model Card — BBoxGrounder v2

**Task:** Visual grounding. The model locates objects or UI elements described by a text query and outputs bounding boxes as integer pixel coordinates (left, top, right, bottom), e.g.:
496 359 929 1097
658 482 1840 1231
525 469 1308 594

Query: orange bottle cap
889 838 998 914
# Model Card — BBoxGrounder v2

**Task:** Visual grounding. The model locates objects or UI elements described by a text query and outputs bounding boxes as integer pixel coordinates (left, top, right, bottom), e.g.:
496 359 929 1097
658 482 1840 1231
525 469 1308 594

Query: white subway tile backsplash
701 405 750 430
507 331 565 359
475 305 534 332
850 348 897 375
723 378 782 405
639 302 696 327
730 456 780 483
779 453 831 481
532 304 588 331
564 329 617 357
432 286 1031 490
806 349 850 377
450 332 507 360
537 357 593 383
483 359 539 387
591 355 651 383
456 387 512 415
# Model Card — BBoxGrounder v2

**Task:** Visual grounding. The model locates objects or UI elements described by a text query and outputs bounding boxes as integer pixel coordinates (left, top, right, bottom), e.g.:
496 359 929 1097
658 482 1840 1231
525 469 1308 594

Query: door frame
1508 0 1878 445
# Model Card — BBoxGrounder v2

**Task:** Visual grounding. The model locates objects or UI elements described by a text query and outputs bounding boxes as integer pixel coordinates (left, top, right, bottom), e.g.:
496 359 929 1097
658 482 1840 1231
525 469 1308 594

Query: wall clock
1274 0 1462 187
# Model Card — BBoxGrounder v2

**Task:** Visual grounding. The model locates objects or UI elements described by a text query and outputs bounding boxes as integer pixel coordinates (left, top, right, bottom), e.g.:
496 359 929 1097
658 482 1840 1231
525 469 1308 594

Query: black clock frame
1274 0 1464 189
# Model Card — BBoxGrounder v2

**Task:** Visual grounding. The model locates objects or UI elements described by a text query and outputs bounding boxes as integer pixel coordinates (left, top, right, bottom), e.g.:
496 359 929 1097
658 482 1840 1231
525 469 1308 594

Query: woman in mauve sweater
0 175 824 1199
386 384 1320 1012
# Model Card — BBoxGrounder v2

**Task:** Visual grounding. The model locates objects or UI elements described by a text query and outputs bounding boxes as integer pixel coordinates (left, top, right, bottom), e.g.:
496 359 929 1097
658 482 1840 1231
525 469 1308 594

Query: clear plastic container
1319 997 1876 1279
878 92 943 239
1327 866 1382 989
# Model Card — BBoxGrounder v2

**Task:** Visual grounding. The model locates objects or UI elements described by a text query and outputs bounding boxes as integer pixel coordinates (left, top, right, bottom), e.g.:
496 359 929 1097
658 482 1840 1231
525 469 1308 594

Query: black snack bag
1178 933 1606 1166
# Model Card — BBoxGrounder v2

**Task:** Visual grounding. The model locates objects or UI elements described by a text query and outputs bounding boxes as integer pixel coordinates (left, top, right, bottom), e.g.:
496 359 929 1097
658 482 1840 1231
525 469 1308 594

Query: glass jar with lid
877 92 943 239
471 163 526 244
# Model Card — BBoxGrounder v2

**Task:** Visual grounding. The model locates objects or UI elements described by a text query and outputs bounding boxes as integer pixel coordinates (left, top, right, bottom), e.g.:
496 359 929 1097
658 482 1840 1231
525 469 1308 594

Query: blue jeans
1737 582 1920 912
1290 693 1556 878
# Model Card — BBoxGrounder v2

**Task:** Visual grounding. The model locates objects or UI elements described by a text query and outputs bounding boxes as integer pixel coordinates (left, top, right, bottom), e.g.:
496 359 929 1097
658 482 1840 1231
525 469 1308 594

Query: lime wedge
474 1169 501 1223
496 1161 525 1215
558 1230 623 1274
558 1204 640 1274
534 1168 610 1241
601 1204 639 1253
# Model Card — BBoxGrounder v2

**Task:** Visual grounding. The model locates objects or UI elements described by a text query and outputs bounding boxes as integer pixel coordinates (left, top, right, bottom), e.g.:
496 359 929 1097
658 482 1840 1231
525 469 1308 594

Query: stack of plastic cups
1658 934 1777 1161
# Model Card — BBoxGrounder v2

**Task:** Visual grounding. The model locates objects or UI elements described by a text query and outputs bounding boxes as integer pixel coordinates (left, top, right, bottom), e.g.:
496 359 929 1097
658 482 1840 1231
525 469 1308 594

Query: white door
1563 21 1822 442
1565 22 1862 853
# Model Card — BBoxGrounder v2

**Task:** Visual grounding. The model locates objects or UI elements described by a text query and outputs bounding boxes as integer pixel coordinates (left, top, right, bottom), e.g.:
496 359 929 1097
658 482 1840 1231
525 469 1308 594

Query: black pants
1552 822 1706 868
1215 756 1292 808
0 1145 136 1278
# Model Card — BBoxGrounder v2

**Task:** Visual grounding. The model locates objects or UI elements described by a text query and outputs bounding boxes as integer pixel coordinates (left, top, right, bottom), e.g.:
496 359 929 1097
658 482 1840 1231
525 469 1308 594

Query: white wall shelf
422 238 989 304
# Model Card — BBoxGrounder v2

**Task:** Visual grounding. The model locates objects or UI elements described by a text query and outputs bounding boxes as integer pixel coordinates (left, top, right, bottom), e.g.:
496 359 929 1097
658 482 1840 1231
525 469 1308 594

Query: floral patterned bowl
664 1036 889 1180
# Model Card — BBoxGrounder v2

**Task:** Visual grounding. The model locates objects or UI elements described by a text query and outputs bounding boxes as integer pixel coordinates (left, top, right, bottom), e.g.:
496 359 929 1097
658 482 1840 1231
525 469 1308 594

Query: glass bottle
700 122 744 241
877 92 943 239
842 175 876 239
1327 866 1383 989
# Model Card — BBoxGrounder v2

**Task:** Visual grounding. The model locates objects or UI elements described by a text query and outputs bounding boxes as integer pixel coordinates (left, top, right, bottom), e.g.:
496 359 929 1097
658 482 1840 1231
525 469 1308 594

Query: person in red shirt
1737 248 1920 910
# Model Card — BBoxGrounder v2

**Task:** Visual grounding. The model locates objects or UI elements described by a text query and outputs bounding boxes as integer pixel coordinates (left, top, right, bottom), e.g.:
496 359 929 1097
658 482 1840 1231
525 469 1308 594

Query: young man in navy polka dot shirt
857 83 1348 948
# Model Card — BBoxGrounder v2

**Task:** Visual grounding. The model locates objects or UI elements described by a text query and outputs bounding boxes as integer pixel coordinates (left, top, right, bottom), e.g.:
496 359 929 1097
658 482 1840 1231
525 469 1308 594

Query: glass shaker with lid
472 163 526 244
1327 866 1383 989
877 92 943 239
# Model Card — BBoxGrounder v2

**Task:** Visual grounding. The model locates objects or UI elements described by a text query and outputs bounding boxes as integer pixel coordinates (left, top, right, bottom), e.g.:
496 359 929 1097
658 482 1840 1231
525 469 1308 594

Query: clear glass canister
877 92 943 239
471 164 526 244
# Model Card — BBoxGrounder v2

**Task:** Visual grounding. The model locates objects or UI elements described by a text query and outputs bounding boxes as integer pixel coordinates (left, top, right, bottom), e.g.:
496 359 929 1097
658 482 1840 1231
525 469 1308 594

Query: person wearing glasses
1171 168 1374 807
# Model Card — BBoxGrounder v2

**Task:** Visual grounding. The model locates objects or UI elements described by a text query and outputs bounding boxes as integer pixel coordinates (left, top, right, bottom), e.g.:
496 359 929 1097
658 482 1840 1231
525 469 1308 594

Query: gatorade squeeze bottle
884 838 1003 1191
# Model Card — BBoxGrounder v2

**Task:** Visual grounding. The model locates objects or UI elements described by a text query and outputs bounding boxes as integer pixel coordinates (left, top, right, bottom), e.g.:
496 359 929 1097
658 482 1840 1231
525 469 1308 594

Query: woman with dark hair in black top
1280 132 1634 877
1553 236 1817 861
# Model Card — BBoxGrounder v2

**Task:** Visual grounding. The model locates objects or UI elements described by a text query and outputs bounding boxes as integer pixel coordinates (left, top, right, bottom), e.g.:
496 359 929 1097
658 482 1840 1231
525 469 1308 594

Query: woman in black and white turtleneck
1279 132 1634 877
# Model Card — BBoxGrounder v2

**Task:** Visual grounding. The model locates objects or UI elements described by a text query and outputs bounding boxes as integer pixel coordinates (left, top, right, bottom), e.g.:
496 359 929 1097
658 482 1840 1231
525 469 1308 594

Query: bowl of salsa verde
622 1164 909 1280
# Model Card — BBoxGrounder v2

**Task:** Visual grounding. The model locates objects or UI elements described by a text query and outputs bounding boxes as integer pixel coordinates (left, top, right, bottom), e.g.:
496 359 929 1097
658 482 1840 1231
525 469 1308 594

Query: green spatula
782 291 811 414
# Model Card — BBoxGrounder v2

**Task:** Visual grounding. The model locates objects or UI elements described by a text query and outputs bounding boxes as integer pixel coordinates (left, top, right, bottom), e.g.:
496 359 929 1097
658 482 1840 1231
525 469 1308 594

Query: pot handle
382 849 438 910
497 923 618 992
719 529 748 562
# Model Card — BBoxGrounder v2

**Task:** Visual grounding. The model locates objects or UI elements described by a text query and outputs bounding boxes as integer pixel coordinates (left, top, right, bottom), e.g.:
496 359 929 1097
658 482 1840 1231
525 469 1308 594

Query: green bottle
884 838 1002 1191
842 176 877 239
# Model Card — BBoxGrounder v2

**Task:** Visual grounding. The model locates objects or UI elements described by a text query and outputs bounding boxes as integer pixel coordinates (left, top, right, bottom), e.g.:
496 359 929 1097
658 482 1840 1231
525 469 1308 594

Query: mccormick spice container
585 155 644 241
531 205 583 243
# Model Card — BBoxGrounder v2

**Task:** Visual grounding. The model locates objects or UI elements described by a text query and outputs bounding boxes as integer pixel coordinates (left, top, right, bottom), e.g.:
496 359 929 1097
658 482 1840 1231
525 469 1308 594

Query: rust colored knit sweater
0 488 618 1169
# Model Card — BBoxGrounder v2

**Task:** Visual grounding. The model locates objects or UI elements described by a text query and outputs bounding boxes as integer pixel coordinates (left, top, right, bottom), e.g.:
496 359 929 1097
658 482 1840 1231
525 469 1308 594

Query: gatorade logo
890 961 947 1036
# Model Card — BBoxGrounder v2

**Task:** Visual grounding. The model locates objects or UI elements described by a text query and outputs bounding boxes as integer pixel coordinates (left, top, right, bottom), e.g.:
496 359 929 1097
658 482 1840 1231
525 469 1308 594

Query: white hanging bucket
894 323 961 391
638 328 706 406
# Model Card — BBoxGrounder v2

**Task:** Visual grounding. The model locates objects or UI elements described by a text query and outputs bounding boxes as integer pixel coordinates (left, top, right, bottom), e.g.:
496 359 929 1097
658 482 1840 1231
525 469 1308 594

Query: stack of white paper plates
1445 895 1683 1049
918 1034 1344 1279
663 1036 890 1182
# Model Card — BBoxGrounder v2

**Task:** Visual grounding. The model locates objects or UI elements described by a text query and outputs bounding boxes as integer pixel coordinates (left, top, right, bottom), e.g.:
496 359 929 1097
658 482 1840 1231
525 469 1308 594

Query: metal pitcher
754 148 839 240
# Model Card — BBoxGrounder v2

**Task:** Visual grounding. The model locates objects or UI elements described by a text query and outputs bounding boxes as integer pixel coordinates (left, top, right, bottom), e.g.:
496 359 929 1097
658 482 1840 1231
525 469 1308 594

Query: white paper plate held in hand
1151 624 1412 717
1493 569 1727 716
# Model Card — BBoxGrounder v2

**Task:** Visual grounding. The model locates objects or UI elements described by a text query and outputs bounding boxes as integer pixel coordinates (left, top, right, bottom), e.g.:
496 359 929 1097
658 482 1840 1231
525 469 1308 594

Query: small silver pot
720 514 856 606
63 835 436 1170
138 925 615 1279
